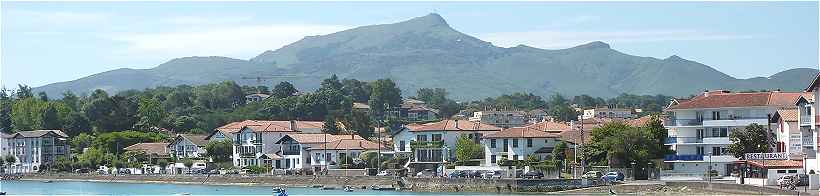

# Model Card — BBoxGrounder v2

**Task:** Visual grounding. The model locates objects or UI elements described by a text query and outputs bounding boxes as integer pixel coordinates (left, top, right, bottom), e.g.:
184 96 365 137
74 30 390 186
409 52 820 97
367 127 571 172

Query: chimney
703 90 710 97
289 120 297 131
454 119 459 129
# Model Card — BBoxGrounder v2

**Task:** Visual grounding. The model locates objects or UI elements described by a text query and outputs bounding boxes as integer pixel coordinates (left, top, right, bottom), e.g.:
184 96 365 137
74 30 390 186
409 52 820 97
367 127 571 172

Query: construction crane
240 74 304 85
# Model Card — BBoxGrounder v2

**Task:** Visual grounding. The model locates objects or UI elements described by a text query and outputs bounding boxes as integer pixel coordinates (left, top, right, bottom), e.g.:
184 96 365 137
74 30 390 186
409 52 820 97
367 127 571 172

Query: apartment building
664 90 804 176
274 133 367 170
468 111 526 128
8 130 70 173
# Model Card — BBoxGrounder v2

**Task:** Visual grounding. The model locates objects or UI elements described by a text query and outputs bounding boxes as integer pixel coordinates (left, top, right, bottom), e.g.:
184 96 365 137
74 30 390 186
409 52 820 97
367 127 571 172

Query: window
712 147 721 156
514 155 520 160
491 155 497 163
512 139 519 148
432 134 442 141
417 135 428 142
502 139 509 152
490 139 496 148
777 170 786 173
711 128 719 138
527 138 533 147
719 128 728 137
712 111 721 120
696 146 704 155
399 140 406 151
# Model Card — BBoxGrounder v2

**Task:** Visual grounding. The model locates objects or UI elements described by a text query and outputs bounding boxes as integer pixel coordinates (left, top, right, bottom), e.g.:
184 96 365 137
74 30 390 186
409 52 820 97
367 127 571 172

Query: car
601 172 624 181
797 174 809 186
468 170 483 178
416 169 434 177
482 170 503 179
207 169 220 175
581 171 603 179
376 170 390 176
448 170 467 178
523 171 544 179
777 175 798 188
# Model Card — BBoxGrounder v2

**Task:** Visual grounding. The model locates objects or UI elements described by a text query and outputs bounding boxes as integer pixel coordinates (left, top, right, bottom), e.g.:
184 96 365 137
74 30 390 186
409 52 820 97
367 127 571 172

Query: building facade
482 126 567 166
169 134 208 160
391 120 501 172
468 111 526 128
582 108 636 120
8 130 70 173
224 120 323 168
800 74 820 173
664 90 804 176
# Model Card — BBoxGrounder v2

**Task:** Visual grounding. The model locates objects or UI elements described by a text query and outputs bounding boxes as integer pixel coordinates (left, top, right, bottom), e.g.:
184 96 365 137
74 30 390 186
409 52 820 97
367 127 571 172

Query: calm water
0 180 523 195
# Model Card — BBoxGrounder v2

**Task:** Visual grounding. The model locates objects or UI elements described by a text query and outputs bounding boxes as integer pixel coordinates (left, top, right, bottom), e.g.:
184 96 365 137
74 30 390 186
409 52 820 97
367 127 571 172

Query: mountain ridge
32 13 818 100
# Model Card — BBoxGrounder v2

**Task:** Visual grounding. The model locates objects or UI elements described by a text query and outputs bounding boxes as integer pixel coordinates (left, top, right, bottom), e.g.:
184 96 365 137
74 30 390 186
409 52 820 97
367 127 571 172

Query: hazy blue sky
2 1 818 88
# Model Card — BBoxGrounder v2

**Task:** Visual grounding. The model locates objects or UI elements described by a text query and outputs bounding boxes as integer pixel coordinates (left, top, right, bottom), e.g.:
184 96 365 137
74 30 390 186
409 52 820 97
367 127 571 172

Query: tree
92 131 168 155
548 94 577 122
271 82 297 99
64 112 91 137
0 87 13 133
172 116 197 133
320 74 343 92
342 79 371 103
11 97 47 131
454 134 482 164
552 141 568 165
157 159 169 174
15 84 33 99
61 91 81 111
322 116 340 135
136 97 166 130
4 155 15 172
38 92 49 101
416 88 462 118
40 103 62 130
205 140 233 162
728 123 769 159
71 133 95 151
183 158 194 173
368 79 402 117
642 115 670 159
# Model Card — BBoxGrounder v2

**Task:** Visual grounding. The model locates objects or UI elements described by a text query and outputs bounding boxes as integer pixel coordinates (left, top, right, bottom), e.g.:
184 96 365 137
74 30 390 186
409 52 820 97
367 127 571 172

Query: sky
1 1 818 88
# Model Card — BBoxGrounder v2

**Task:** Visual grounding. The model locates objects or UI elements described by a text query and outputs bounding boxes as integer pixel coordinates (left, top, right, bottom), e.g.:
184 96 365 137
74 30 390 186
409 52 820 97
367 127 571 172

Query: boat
343 185 354 192
321 187 336 190
272 187 287 196
370 185 396 191
0 191 7 195
43 180 53 183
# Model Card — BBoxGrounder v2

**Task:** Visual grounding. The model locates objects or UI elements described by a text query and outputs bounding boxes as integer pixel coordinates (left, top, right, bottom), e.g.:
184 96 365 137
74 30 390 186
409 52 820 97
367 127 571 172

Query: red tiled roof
215 120 324 133
310 139 387 150
773 109 799 122
410 120 502 132
178 134 209 146
626 115 654 127
483 127 559 138
279 133 363 144
667 91 804 110
124 142 169 156
525 121 571 134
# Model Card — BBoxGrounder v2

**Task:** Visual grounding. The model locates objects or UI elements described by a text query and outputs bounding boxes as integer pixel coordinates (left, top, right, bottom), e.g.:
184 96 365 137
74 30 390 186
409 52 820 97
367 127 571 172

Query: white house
772 109 812 161
225 120 323 168
391 120 501 172
274 133 365 170
245 93 271 102
800 74 820 174
8 130 70 173
307 137 387 170
482 126 567 166
468 111 526 128
664 90 804 176
168 134 208 160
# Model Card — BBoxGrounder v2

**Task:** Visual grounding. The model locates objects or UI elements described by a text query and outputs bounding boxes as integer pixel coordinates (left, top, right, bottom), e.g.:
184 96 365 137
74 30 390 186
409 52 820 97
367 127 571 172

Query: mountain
33 13 819 100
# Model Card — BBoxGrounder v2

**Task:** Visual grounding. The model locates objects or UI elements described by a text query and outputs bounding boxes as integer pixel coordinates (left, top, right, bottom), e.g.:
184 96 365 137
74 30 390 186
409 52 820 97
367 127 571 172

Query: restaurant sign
744 152 788 160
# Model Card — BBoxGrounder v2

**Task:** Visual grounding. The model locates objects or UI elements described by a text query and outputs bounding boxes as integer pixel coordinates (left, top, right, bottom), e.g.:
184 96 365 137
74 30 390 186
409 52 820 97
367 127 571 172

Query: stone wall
20 174 395 188
405 177 603 193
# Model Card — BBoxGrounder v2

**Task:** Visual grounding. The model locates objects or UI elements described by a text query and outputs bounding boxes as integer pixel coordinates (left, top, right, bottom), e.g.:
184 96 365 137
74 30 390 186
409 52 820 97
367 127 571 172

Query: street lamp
630 162 636 180
804 153 808 192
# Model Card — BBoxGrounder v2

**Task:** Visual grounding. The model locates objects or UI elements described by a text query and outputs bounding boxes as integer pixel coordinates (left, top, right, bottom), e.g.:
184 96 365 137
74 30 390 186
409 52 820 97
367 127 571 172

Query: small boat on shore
370 185 396 191
321 187 336 190
343 185 354 192
272 187 287 196
43 180 53 183
0 191 7 195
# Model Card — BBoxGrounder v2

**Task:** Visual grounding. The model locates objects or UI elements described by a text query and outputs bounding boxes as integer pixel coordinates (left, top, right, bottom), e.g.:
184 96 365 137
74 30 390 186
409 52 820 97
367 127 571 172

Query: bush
247 165 271 174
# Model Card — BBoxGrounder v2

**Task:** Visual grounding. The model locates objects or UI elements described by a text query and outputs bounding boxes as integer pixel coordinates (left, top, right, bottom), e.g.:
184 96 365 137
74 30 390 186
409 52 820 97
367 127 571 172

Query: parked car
468 170 483 178
523 171 544 179
376 170 390 176
483 170 503 179
777 175 798 189
416 169 434 177
601 172 624 181
797 174 809 186
448 170 467 178
581 171 603 179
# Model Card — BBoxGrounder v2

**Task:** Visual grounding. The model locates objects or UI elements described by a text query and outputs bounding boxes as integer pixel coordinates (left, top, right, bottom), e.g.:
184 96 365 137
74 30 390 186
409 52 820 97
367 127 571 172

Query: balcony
664 154 704 161
239 152 256 158
702 137 731 144
665 137 702 144
410 141 444 149
702 117 768 127
665 119 702 126
801 115 812 126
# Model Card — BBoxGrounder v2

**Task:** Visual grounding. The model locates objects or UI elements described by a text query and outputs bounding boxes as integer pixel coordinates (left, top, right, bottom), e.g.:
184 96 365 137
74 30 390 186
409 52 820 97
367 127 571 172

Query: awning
734 159 803 169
